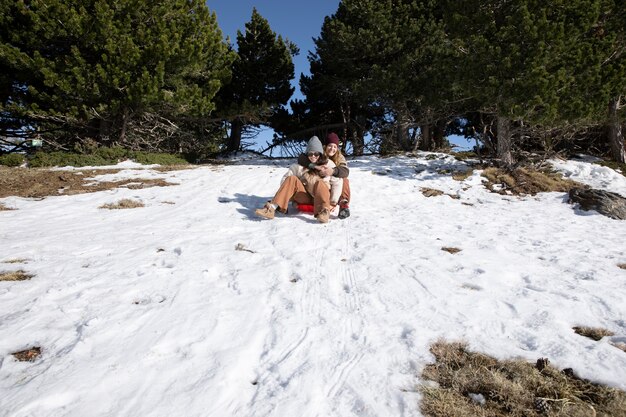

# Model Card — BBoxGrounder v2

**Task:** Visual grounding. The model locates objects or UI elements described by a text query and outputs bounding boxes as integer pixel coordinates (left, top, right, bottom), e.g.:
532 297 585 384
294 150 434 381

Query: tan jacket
282 160 343 204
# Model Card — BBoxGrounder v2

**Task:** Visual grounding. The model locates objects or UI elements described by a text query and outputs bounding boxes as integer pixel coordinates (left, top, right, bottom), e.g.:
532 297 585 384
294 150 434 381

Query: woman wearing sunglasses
297 132 350 219
255 136 342 223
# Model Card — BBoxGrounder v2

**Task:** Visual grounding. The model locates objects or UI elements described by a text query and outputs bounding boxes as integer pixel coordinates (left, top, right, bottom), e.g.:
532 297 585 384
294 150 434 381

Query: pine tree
587 0 626 162
0 0 232 147
442 0 622 165
297 1 457 153
218 8 297 152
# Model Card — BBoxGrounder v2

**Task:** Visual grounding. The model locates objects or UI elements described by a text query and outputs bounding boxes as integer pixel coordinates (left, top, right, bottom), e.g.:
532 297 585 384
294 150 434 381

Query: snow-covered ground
1 153 625 417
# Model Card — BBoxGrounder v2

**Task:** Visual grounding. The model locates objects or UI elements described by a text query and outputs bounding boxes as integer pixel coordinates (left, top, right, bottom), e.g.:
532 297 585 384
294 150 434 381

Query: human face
307 152 320 162
325 143 338 157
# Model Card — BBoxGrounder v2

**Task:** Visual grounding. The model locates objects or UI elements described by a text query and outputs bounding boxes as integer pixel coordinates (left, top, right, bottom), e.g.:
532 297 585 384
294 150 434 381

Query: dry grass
452 151 479 161
0 166 175 198
2 258 28 264
12 347 41 362
481 167 580 196
618 263 626 270
422 187 444 197
99 199 144 209
573 326 615 341
0 270 34 281
453 169 474 181
420 340 626 417
441 247 462 254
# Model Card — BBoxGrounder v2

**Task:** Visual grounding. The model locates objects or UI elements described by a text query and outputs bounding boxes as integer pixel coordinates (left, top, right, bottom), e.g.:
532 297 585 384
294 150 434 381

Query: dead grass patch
452 151 479 161
99 199 144 209
420 340 626 417
442 247 462 254
421 187 461 200
573 326 615 341
618 263 626 270
0 202 15 210
481 167 580 196
12 347 41 362
0 270 34 281
422 187 444 197
2 258 28 264
0 166 176 198
453 169 474 181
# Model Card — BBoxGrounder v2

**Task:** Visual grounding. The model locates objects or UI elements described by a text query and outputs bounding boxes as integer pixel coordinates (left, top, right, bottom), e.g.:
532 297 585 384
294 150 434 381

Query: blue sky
205 1 471 151
206 1 340 102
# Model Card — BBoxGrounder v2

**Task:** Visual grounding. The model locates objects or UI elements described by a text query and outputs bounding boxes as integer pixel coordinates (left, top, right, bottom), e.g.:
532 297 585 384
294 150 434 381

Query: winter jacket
297 152 349 178
282 159 343 204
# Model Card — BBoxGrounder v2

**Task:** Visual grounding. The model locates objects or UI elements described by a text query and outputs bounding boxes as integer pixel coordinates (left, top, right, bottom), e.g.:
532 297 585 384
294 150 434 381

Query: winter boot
338 200 350 219
317 208 330 223
255 202 276 219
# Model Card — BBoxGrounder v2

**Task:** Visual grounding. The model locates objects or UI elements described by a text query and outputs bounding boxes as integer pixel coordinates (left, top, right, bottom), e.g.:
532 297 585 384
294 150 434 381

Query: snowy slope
1 153 625 417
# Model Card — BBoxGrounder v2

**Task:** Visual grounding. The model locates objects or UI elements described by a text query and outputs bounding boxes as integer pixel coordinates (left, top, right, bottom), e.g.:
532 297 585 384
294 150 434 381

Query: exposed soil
0 270 34 281
0 166 176 198
12 347 41 362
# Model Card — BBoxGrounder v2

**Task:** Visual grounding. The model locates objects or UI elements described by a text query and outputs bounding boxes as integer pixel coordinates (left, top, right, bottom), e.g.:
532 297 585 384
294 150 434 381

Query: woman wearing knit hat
255 136 343 223
297 132 351 219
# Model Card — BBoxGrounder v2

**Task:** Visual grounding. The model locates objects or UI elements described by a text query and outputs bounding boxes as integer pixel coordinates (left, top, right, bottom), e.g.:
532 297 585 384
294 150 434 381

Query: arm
280 163 300 184
333 164 349 178
319 154 349 178
297 153 310 168
329 177 343 205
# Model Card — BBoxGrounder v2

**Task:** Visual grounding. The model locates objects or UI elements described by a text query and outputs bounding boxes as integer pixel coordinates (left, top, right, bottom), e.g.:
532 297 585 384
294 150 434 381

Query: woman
255 136 342 223
297 132 351 219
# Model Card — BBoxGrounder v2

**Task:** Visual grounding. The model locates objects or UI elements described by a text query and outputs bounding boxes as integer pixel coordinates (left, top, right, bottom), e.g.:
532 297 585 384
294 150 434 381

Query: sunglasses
307 152 321 157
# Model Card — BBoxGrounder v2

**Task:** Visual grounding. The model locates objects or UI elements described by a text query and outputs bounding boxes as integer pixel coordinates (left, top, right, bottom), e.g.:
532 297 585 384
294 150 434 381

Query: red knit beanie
326 132 340 146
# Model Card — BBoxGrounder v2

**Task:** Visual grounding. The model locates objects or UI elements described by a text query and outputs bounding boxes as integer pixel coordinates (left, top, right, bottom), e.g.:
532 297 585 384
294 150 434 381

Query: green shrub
94 147 132 161
131 152 188 165
28 148 189 167
29 151 108 167
0 153 26 167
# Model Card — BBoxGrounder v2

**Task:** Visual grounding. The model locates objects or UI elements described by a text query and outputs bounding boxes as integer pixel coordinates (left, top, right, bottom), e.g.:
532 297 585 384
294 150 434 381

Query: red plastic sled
294 203 338 215
294 203 315 213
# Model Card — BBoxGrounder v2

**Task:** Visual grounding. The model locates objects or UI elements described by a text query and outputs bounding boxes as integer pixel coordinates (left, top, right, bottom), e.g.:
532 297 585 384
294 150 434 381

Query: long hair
327 147 343 166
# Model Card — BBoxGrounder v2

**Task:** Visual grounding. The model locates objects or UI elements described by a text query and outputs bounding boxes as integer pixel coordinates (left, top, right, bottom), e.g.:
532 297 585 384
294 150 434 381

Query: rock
568 187 626 220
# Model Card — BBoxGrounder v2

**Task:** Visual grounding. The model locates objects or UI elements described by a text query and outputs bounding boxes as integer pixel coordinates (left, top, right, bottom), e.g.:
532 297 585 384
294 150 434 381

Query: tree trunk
119 107 129 143
419 123 431 151
395 106 411 151
497 115 513 166
352 116 366 156
340 101 350 155
351 126 365 156
433 120 447 149
608 97 625 163
227 119 243 152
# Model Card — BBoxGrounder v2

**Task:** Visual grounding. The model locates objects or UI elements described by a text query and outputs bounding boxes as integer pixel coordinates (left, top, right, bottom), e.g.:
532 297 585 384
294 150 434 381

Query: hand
315 165 334 177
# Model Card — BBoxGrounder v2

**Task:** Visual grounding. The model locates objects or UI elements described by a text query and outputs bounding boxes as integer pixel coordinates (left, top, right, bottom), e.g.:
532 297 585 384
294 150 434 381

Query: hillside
1 152 626 417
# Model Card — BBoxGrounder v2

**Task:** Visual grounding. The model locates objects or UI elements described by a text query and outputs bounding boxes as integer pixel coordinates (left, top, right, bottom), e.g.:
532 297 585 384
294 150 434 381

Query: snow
1 152 626 417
